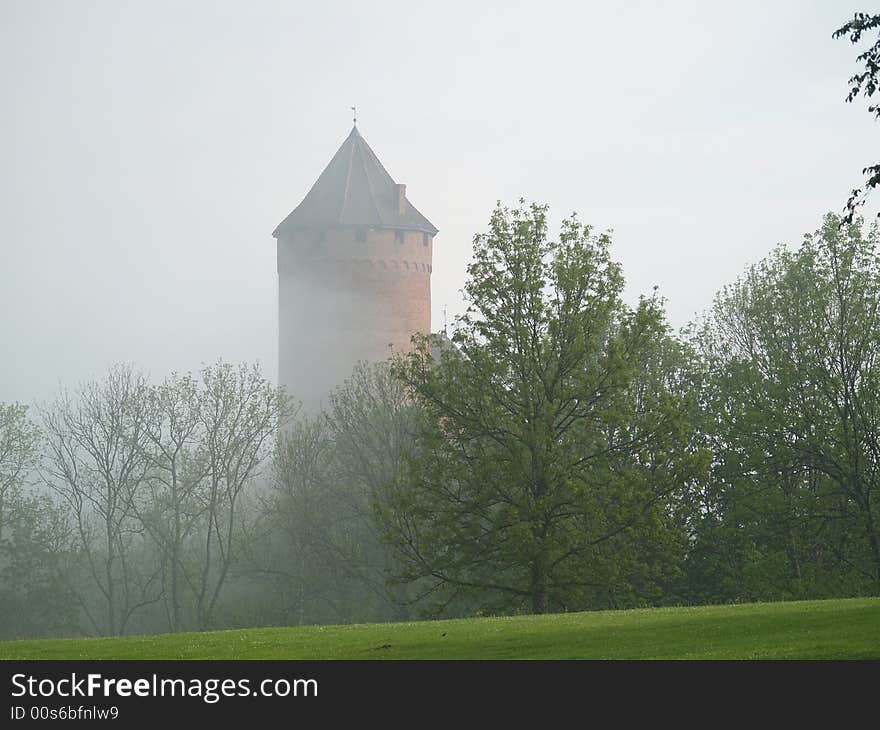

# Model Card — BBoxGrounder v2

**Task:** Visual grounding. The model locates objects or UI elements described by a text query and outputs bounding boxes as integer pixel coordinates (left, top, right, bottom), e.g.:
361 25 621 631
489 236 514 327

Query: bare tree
192 361 290 629
40 365 161 636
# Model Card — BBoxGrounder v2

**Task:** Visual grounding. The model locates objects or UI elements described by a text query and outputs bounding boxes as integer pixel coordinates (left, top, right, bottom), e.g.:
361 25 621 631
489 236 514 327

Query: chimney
396 184 407 216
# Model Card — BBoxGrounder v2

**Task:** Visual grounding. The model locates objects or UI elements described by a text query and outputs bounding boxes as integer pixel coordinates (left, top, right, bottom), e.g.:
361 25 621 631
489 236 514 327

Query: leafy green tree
383 201 702 614
697 213 880 594
834 12 880 222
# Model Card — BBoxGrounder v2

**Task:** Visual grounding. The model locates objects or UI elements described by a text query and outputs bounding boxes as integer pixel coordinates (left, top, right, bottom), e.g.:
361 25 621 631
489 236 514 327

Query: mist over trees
2 206 880 639
248 362 424 626
1 362 288 638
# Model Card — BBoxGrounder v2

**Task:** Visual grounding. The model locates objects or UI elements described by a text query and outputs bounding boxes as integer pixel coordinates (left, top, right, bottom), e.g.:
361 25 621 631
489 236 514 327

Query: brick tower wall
278 226 432 412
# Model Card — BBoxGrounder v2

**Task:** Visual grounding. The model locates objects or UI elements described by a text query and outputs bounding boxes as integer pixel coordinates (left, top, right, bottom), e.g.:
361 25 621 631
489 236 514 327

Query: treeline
2 205 879 639
0 362 288 638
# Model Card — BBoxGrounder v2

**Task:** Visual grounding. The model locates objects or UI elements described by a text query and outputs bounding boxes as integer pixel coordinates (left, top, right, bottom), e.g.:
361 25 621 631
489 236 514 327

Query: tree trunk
106 513 117 636
531 559 547 614
171 504 181 632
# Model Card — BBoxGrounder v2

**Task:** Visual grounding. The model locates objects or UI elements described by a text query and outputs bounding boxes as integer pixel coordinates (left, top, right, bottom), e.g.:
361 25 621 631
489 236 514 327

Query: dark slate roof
273 126 438 238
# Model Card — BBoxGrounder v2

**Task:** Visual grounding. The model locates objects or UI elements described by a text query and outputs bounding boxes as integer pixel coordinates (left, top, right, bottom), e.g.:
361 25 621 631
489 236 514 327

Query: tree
191 361 290 629
0 403 75 639
698 213 880 593
325 361 427 619
256 414 344 625
834 12 880 222
0 403 40 545
254 362 428 625
41 365 161 636
39 360 288 635
0 490 75 639
383 201 702 615
137 372 206 632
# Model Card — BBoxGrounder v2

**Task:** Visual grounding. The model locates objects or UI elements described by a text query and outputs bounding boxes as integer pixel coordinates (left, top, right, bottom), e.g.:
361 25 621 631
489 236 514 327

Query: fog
3 1 880 644
1 0 876 405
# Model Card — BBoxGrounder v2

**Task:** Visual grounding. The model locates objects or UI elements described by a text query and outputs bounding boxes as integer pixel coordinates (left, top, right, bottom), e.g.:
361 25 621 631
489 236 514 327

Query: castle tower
273 126 437 412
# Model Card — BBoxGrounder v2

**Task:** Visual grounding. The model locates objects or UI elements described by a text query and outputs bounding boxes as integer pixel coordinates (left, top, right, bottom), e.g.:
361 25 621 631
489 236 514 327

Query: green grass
1 597 878 660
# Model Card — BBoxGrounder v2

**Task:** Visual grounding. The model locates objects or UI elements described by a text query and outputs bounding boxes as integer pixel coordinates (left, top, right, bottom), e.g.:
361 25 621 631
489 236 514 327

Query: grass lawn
1 597 877 660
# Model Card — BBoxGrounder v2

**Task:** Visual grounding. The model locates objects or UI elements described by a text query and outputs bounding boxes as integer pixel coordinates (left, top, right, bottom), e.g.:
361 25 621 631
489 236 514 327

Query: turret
273 126 437 412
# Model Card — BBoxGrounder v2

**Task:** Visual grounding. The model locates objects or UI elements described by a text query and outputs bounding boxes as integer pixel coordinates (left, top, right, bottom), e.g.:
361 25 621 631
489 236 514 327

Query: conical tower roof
273 126 438 238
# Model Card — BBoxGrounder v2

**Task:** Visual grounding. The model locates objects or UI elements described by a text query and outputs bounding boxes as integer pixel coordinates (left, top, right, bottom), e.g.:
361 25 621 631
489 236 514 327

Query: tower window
395 229 405 243
422 233 429 247
356 227 367 242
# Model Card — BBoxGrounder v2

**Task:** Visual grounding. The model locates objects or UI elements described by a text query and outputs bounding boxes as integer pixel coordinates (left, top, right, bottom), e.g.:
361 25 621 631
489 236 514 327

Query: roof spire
272 126 438 238
350 105 357 126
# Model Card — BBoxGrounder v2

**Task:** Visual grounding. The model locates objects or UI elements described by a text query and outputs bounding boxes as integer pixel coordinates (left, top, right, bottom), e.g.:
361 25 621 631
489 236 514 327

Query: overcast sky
1 0 877 405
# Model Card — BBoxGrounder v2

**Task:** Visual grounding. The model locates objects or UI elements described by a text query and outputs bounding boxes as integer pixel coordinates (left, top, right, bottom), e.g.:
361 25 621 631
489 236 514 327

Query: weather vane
350 105 357 125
